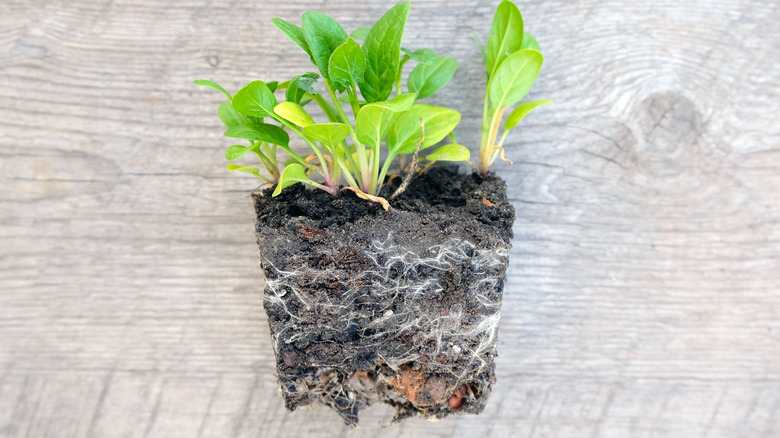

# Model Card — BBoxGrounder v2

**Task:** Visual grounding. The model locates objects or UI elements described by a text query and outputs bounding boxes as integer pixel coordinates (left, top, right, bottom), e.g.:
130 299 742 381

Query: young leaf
350 27 370 40
227 165 264 178
401 47 437 65
359 2 411 102
194 79 232 101
218 103 247 127
274 102 315 127
355 105 388 151
232 81 278 118
353 93 416 145
225 144 255 161
286 72 320 104
302 123 350 150
224 123 289 146
328 38 367 89
488 49 543 111
364 92 416 112
302 11 349 80
424 143 470 161
407 55 458 100
520 32 541 51
485 1 524 77
355 93 416 150
387 104 461 155
273 163 314 196
504 99 551 130
271 18 313 60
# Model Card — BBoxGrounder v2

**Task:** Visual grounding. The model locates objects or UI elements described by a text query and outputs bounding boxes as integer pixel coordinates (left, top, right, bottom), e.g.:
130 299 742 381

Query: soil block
253 165 515 425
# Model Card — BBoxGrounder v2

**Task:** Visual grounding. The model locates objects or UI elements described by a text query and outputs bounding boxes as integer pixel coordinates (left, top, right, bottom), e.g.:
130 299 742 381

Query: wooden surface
1 0 779 436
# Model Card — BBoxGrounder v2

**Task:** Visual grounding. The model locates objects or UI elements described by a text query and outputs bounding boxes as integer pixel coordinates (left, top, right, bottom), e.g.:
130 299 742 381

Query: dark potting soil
253 165 515 425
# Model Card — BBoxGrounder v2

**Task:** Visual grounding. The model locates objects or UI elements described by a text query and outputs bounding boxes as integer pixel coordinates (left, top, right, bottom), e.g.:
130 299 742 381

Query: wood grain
1 0 779 436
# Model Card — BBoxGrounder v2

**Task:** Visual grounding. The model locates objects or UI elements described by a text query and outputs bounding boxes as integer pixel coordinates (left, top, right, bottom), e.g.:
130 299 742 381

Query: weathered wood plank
1 0 779 437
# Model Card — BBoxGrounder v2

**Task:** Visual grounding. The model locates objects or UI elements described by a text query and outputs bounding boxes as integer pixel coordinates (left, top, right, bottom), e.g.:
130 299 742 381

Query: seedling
473 1 551 174
196 1 542 423
196 0 547 208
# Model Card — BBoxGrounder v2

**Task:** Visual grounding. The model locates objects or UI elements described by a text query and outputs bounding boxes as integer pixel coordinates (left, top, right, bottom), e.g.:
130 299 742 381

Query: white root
262 233 509 420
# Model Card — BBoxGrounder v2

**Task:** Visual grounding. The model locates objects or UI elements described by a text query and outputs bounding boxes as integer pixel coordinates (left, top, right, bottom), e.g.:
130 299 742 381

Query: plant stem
478 82 493 175
346 85 361 116
395 55 410 97
255 174 275 185
254 145 277 177
263 143 280 179
340 141 359 174
324 78 372 192
376 153 396 193
485 106 508 169
334 156 361 189
311 93 340 123
369 144 382 195
302 179 334 195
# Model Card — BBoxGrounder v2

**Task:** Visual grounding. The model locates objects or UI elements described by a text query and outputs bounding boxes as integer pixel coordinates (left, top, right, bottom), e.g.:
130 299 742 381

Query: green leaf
232 81 278 118
504 99 551 130
350 27 370 40
302 11 349 80
424 143 470 162
194 79 232 101
328 38 367 89
286 72 319 104
355 93 416 151
224 123 289 146
355 106 387 151
302 123 350 150
387 104 461 155
359 2 411 102
273 163 313 196
485 1 524 78
274 102 315 127
218 103 247 127
520 32 540 51
401 47 437 64
271 18 313 60
364 92 416 112
407 55 458 100
227 165 263 178
488 49 543 111
225 144 255 161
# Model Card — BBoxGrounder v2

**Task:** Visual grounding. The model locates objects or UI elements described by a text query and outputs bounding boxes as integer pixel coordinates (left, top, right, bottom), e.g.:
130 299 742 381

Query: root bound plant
196 0 547 426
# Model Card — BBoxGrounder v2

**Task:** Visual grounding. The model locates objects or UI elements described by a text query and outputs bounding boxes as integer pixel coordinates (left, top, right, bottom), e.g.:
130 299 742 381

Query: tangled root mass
254 166 515 425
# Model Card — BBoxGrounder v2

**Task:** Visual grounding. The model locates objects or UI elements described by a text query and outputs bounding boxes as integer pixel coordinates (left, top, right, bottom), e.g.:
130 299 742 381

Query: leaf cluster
197 2 466 209
196 1 549 207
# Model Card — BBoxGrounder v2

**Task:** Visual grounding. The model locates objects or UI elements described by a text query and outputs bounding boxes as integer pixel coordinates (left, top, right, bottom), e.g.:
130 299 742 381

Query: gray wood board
1 0 779 436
